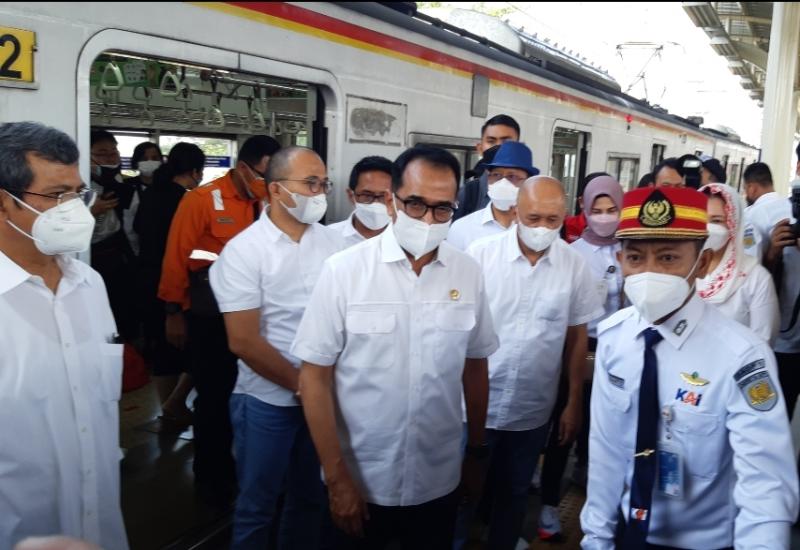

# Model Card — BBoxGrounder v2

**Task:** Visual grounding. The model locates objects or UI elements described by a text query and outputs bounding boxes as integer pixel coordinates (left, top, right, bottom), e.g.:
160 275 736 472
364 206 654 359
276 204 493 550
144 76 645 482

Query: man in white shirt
292 146 499 549
448 141 539 251
742 162 790 261
454 177 602 549
0 122 127 549
328 156 393 247
209 146 345 549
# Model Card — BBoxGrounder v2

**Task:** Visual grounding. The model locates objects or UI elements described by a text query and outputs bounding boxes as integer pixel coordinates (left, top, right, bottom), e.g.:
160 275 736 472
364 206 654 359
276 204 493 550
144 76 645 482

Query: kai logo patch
738 370 777 411
639 190 675 227
675 387 703 407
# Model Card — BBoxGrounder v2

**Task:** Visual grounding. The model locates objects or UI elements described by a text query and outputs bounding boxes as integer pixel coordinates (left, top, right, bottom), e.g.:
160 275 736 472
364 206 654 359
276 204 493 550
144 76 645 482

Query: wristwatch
164 302 183 315
465 443 490 460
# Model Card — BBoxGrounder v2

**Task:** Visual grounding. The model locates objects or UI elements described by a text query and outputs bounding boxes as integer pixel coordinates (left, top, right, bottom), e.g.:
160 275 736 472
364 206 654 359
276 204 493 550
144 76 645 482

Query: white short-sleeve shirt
0 252 128 550
329 212 367 248
743 192 790 260
446 203 511 251
467 230 603 431
210 211 346 407
291 225 499 506
570 238 624 339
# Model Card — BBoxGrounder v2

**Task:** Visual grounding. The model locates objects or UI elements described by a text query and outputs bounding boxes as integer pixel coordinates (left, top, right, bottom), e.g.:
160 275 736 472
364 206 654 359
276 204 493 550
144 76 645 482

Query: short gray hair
0 122 80 196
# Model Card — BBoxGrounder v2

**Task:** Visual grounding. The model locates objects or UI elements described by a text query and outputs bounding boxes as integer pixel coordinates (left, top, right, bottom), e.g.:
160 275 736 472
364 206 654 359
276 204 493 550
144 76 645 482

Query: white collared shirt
0 251 127 550
581 295 798 550
570 238 624 339
447 203 511 251
743 192 790 260
291 225 499 506
89 180 121 244
467 231 603 431
209 211 346 406
329 212 367 248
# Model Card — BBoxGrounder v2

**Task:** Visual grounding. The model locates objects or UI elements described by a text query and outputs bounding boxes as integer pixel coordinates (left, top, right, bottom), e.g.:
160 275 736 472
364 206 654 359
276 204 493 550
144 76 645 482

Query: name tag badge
657 440 684 499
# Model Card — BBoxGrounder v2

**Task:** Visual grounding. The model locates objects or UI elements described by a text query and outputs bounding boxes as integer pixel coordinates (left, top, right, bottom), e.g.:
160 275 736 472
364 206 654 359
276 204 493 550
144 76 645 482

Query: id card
657 440 683 499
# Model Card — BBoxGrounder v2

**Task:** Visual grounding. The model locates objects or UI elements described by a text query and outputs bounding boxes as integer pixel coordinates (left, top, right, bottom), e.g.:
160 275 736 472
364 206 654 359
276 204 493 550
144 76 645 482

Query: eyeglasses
354 191 387 204
278 178 333 195
23 187 97 208
488 172 527 185
395 195 458 223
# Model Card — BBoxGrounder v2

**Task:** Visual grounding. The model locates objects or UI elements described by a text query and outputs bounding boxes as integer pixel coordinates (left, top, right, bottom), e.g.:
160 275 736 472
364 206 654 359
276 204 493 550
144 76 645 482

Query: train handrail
100 61 124 92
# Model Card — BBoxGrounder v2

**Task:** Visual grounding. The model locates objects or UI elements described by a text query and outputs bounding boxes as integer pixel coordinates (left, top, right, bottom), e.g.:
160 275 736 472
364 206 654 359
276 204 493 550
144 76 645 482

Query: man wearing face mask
0 122 127 549
581 186 798 550
292 146 498 548
329 155 393 247
158 134 280 504
454 176 602 549
447 141 539 251
209 146 344 548
741 162 790 261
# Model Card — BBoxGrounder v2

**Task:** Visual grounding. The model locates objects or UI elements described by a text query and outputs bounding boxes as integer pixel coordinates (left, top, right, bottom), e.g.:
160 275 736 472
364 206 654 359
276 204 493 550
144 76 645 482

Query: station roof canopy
682 2 782 105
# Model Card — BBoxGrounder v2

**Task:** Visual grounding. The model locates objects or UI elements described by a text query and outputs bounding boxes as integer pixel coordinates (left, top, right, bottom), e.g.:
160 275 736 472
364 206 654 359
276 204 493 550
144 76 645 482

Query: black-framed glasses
23 187 97 208
354 191 387 204
395 195 458 223
278 178 333 195
487 171 527 185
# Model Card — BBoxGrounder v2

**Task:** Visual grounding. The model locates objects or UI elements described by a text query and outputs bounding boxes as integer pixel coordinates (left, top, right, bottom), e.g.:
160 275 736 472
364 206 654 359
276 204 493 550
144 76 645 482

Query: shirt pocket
671 407 722 479
433 306 477 368
344 311 396 370
537 293 567 322
99 343 124 402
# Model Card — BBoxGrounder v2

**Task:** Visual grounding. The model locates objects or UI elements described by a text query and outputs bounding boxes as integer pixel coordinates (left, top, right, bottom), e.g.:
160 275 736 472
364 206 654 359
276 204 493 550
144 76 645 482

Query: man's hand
165 312 187 350
90 193 118 216
766 219 798 260
460 453 488 504
559 399 582 445
327 470 369 537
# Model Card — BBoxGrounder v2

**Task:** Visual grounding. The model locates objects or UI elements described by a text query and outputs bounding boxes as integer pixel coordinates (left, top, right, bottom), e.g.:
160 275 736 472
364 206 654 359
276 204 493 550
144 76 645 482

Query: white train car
0 1 759 219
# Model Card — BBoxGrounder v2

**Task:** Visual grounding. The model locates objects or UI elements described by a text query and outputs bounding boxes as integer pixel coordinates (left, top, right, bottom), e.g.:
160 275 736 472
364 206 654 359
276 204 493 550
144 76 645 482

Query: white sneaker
538 504 562 540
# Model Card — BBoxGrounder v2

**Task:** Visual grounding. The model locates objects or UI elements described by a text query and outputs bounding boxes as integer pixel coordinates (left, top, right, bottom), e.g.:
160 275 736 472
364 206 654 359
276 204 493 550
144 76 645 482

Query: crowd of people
1 114 799 550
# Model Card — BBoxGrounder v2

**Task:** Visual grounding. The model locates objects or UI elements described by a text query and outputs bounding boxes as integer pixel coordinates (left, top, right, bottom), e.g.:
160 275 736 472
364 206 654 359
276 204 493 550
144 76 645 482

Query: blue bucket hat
485 141 539 176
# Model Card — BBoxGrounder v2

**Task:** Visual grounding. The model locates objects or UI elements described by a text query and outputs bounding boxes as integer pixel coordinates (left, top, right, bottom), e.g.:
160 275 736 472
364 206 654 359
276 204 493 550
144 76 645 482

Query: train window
408 133 480 184
650 144 666 171
729 163 741 190
721 154 729 169
551 127 590 213
606 154 640 190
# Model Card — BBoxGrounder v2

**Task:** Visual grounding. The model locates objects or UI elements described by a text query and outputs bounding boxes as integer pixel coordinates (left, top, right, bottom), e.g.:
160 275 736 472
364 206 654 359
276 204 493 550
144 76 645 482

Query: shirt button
73 386 79 392
81 427 88 433
64 342 71 348
86 510 92 517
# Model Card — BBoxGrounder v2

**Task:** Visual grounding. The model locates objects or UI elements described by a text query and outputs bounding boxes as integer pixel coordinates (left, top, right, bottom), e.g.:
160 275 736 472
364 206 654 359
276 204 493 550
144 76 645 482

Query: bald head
265 146 323 184
517 176 567 229
14 537 100 550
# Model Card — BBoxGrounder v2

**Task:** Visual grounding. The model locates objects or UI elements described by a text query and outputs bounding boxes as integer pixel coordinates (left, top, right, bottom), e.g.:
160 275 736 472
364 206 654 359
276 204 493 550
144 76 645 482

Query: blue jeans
229 394 324 550
453 424 550 550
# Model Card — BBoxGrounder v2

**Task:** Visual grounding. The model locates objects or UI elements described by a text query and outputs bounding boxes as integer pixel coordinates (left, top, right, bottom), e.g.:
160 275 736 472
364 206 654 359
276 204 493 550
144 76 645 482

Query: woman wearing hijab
698 183 779 345
537 175 625 541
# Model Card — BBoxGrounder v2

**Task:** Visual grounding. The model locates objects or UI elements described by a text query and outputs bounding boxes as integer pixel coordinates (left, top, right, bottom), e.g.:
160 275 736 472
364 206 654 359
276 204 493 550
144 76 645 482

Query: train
0 1 760 219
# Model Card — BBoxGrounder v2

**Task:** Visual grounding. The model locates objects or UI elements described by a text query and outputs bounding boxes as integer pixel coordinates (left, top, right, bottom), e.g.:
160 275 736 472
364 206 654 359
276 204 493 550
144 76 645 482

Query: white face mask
704 223 729 252
487 178 519 212
354 201 390 231
624 252 702 324
392 198 451 260
518 224 560 252
278 183 327 224
5 192 96 255
137 160 162 177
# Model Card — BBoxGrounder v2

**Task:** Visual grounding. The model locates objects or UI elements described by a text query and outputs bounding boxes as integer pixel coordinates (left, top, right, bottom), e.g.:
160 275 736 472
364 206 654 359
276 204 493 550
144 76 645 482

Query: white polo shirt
291 225 499 506
570 238 624 339
467 230 603 431
743 192 790 260
328 213 367 249
209 210 345 407
0 251 127 550
447 203 511 251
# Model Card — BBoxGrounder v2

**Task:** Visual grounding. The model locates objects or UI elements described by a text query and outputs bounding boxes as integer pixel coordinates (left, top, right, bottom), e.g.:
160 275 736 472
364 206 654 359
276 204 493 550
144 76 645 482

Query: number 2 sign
0 27 35 84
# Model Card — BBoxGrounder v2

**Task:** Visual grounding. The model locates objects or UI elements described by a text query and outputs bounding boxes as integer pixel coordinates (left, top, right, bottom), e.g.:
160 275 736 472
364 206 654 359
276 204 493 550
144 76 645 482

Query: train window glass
407 133 480 184
651 144 666 171
551 127 589 213
721 154 729 169
606 154 640 190
729 164 740 190
159 135 236 185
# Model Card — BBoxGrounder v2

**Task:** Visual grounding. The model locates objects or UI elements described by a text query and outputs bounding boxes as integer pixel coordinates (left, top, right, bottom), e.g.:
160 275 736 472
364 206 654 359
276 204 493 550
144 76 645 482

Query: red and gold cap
616 187 708 240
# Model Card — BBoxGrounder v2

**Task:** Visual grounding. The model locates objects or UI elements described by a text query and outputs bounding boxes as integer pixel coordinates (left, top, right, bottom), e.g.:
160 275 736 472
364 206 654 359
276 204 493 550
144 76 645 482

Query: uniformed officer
581 186 799 550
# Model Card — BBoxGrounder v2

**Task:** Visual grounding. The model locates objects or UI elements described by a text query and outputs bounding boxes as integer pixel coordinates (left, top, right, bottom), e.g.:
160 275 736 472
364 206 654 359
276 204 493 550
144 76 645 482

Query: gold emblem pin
450 289 460 301
639 190 675 228
680 371 709 386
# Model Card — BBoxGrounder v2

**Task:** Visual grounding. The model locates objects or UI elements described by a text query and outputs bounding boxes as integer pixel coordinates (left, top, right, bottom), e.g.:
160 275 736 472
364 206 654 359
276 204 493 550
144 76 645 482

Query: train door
551 123 591 215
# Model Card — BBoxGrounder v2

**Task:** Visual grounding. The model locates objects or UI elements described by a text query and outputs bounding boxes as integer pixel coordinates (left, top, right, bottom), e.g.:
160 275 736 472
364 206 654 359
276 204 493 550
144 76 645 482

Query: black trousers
776 351 800 420
328 490 460 550
187 311 238 489
91 231 137 339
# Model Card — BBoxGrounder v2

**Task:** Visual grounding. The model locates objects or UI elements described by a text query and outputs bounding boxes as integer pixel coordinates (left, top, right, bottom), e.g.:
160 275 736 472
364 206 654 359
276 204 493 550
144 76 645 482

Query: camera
790 181 800 238
681 157 702 189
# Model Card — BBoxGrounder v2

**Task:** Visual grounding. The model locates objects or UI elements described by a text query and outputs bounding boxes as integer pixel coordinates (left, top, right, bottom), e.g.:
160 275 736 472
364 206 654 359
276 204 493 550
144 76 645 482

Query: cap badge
639 190 675 227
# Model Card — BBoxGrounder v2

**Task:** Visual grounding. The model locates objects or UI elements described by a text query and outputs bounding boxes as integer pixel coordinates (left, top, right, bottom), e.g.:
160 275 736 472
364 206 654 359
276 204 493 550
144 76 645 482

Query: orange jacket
158 170 260 309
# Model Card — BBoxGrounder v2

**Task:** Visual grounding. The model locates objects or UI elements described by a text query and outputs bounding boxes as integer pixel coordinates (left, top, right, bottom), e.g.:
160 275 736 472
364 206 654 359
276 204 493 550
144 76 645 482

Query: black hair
481 114 520 139
90 128 117 147
637 173 655 188
572 171 610 215
653 157 683 179
152 142 205 186
796 142 800 163
0 121 80 197
392 146 461 193
238 135 281 167
131 141 161 170
348 156 393 191
264 146 319 183
743 162 773 187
